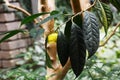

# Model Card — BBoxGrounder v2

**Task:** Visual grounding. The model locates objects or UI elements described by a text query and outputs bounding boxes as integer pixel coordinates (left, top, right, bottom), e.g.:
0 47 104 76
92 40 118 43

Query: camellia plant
0 0 120 80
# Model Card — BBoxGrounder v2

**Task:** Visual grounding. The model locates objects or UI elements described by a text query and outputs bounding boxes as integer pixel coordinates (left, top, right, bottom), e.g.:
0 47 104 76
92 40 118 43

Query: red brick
0 21 26 31
0 13 15 22
0 60 2 68
19 48 27 53
0 50 19 59
2 59 21 68
0 38 32 50
27 38 33 45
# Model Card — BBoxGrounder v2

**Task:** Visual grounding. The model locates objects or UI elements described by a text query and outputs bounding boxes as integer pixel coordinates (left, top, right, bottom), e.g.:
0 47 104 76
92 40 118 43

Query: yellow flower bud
48 33 58 43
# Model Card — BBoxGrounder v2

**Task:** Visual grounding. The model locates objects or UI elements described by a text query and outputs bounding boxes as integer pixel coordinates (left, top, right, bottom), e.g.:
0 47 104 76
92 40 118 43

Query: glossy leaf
83 11 100 58
57 31 69 66
64 19 72 40
70 22 86 77
0 30 24 43
73 14 83 28
20 12 49 26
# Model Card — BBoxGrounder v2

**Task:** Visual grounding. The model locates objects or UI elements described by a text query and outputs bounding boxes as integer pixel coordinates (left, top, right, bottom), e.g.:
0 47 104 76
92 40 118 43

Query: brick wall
0 0 32 68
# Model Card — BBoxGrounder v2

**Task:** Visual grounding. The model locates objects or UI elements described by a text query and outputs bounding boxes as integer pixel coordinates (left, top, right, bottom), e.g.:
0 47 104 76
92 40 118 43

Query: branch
99 22 120 47
4 0 38 24
70 0 81 14
73 0 97 17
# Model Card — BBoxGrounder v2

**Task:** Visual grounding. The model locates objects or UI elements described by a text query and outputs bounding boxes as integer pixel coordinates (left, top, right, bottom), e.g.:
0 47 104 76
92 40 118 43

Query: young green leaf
70 22 86 77
20 12 49 26
37 13 62 26
93 1 113 35
83 11 99 58
57 31 69 66
0 30 24 43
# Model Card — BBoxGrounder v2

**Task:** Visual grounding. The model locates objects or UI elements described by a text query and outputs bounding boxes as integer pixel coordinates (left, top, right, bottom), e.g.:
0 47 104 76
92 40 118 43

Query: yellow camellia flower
48 33 58 43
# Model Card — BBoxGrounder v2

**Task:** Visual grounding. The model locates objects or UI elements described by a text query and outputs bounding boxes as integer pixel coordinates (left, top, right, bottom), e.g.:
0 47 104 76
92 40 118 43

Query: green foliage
64 20 72 40
20 12 49 26
37 11 62 27
0 30 25 43
0 45 46 80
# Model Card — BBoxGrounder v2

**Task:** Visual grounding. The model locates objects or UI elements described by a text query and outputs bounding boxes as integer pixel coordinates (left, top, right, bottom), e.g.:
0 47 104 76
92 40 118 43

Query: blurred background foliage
0 0 120 80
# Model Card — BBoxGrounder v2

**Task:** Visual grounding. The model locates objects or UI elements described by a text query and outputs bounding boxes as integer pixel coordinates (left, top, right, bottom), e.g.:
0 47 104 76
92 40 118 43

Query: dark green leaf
64 19 72 40
50 10 59 15
0 30 24 43
57 31 69 66
73 14 83 28
37 13 62 26
110 0 120 11
83 11 99 58
20 12 49 26
70 22 86 77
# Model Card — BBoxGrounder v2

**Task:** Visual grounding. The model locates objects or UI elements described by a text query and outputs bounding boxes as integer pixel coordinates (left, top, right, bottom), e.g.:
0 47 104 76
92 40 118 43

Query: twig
55 0 97 31
99 22 120 47
4 0 38 24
